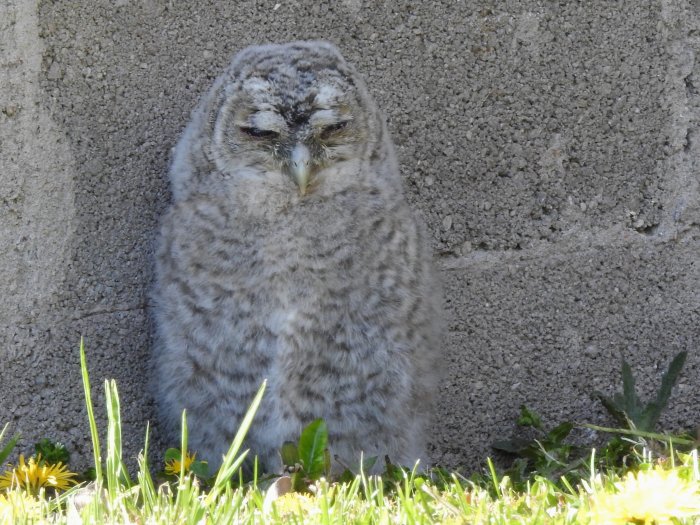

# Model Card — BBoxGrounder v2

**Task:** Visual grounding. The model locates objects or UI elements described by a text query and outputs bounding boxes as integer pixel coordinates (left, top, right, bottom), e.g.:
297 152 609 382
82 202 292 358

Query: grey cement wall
1 0 698 473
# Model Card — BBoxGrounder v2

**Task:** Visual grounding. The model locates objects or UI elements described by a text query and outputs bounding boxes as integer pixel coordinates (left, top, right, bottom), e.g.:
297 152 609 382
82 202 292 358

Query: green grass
0 342 698 524
2 452 698 524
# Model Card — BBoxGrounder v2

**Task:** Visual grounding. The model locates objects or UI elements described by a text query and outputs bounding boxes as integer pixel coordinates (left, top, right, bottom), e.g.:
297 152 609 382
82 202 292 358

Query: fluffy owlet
153 41 443 473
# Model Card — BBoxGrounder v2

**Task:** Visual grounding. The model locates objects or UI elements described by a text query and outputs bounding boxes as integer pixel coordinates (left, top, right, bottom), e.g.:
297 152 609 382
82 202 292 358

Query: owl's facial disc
236 108 356 195
228 73 364 197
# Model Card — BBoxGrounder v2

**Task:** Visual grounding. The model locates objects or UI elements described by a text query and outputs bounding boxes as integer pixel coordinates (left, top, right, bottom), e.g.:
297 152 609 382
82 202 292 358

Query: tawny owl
153 40 443 473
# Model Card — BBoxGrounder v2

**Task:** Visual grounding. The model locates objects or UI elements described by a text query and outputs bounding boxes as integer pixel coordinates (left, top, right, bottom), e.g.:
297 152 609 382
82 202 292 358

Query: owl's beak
290 143 311 196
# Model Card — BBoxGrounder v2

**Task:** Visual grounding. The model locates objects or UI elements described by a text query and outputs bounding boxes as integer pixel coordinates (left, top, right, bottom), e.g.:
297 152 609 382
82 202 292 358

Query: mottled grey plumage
153 41 443 473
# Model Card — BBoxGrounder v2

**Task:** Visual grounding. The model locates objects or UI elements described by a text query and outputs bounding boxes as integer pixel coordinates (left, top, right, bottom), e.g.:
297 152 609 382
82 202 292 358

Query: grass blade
137 422 156 516
206 380 266 504
486 457 501 498
79 337 103 484
581 423 698 446
0 423 20 465
174 409 188 510
180 410 188 481
105 378 131 503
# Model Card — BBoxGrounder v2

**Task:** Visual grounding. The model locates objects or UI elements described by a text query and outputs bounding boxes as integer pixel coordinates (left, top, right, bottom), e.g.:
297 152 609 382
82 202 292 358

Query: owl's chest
221 210 372 332
176 195 396 331
244 202 364 282
253 225 360 312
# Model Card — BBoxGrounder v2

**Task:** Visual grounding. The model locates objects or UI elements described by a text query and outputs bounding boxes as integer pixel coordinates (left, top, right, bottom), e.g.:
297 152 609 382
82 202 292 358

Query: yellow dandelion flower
590 468 700 525
164 450 197 476
273 492 316 518
0 455 77 495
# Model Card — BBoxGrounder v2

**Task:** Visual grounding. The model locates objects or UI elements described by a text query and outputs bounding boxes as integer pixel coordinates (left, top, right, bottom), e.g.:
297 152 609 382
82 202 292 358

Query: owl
153 40 443 474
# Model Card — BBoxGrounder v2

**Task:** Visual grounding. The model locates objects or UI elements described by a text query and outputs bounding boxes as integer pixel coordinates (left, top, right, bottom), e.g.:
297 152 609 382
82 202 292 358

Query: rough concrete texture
1 0 698 472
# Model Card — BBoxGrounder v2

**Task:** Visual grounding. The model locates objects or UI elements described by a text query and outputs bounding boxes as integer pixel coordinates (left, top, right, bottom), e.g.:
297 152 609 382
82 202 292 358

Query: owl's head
171 41 399 204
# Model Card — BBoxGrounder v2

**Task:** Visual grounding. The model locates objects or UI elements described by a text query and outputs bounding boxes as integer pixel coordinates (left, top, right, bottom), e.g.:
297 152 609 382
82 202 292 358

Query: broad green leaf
298 418 328 479
164 448 182 462
279 442 299 467
620 359 639 413
547 422 574 443
594 391 628 427
656 351 687 407
618 359 644 428
645 351 688 430
492 438 533 455
189 460 210 478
